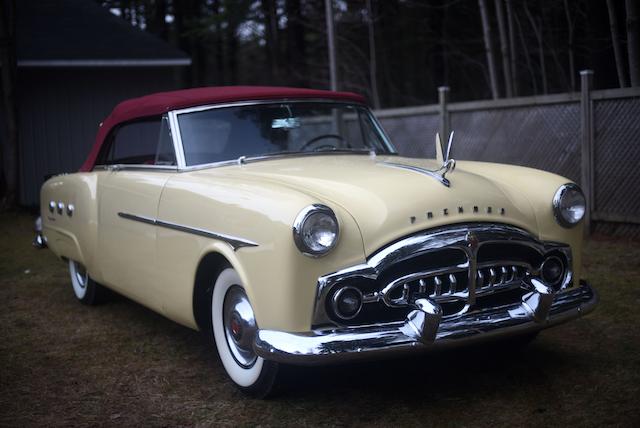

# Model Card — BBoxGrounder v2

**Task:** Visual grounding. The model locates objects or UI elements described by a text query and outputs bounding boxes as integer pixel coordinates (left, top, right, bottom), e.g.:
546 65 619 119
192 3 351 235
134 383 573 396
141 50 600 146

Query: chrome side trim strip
117 212 258 251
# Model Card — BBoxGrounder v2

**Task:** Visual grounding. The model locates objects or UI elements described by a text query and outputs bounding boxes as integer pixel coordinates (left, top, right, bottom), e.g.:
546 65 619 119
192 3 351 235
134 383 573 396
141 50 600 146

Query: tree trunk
366 0 381 109
262 0 280 84
0 0 18 209
627 0 640 86
505 0 517 95
147 0 168 40
524 1 547 94
607 0 628 87
494 0 512 97
514 3 537 94
563 0 576 91
478 0 500 99
285 0 307 87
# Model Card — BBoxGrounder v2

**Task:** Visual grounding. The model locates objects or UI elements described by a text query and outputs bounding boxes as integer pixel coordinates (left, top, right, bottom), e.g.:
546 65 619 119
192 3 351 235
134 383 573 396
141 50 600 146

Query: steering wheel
300 134 345 152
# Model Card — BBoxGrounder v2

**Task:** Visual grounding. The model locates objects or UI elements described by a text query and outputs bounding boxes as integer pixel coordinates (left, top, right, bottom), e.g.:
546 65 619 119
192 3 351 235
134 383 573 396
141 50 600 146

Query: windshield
176 101 396 166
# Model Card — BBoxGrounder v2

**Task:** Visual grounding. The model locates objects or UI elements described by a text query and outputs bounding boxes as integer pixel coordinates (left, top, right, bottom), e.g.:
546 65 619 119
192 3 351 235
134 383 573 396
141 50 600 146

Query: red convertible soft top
79 86 366 172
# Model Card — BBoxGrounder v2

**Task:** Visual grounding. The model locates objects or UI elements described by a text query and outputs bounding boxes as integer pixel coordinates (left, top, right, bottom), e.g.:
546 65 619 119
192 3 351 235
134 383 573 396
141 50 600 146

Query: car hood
205 155 541 256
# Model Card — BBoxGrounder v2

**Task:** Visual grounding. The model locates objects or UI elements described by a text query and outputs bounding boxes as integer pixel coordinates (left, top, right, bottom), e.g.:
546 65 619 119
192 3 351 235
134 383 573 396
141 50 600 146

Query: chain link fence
375 75 640 238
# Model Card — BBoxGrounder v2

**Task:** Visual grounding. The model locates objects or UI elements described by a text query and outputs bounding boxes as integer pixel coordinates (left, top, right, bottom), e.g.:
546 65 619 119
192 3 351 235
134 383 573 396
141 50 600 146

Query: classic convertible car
38 86 597 397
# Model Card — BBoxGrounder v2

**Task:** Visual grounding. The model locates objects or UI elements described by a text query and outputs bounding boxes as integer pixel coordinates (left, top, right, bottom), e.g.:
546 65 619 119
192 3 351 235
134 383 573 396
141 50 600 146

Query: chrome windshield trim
171 98 368 116
312 223 573 327
117 212 258 251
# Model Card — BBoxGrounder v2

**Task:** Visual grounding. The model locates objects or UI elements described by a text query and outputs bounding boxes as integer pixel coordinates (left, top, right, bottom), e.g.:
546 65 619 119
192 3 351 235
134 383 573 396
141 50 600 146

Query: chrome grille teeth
434 276 442 296
448 274 457 294
402 284 410 301
500 266 509 284
389 264 529 307
489 268 497 287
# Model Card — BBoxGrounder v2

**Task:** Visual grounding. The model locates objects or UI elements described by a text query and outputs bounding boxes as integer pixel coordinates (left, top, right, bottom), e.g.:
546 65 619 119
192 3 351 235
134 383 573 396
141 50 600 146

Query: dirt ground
1 211 639 427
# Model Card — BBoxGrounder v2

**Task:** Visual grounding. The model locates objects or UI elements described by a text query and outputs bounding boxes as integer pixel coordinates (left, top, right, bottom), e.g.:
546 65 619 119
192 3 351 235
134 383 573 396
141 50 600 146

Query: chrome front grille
313 223 573 327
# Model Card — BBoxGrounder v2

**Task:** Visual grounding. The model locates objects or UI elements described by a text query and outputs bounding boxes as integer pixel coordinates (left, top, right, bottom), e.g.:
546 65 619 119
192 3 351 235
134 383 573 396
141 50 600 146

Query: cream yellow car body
40 154 583 333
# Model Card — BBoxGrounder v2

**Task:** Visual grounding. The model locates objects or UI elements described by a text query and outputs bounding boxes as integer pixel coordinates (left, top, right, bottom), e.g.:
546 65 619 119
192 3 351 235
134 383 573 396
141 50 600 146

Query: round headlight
553 183 586 228
293 204 339 256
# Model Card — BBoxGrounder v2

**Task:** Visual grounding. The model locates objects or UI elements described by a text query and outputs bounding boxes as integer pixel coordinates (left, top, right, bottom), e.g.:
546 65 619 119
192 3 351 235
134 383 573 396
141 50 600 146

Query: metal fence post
580 70 594 235
438 86 450 143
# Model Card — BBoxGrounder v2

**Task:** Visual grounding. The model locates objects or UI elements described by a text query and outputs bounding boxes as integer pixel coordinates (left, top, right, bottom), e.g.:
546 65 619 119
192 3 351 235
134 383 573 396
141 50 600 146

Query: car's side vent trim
117 212 259 251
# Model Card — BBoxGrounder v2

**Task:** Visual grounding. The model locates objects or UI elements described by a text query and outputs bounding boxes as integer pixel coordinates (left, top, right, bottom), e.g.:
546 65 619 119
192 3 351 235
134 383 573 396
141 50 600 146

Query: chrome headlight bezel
292 204 339 257
552 183 586 228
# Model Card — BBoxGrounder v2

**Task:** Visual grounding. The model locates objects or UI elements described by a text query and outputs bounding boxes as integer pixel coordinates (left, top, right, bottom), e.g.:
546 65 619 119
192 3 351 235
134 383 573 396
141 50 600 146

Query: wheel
211 268 279 398
68 260 108 305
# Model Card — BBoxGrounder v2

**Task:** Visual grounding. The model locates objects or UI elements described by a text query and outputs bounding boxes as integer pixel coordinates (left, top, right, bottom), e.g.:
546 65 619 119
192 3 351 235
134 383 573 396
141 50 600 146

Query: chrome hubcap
223 285 258 368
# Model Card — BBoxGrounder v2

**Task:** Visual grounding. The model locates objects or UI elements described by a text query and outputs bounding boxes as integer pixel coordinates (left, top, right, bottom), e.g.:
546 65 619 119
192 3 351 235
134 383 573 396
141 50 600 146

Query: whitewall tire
211 268 279 397
68 260 107 305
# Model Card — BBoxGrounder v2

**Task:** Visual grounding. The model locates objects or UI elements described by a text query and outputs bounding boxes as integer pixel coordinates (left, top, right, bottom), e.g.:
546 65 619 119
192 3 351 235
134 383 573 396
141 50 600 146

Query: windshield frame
168 99 398 171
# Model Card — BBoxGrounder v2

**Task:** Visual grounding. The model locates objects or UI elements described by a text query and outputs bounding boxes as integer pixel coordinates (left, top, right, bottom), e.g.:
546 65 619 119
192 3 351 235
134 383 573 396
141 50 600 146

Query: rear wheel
68 260 107 305
211 268 279 398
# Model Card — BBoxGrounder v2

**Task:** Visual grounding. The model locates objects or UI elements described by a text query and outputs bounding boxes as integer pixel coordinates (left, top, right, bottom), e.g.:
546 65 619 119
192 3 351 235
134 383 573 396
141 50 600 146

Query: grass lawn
1 211 639 427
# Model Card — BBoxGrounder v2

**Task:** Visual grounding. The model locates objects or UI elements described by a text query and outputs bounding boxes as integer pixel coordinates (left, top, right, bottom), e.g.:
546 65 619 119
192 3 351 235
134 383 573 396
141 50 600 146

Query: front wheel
211 268 279 398
68 260 107 305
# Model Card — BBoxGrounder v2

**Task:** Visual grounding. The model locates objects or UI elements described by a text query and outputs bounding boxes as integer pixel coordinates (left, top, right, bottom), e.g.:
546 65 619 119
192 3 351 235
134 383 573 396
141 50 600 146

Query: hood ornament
380 131 457 188
435 131 456 181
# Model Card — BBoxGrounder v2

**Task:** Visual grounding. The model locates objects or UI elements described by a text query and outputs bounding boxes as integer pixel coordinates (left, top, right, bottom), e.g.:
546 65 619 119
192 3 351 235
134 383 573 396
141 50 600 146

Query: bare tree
262 0 281 83
627 0 640 86
366 0 380 109
607 0 628 87
514 3 537 93
505 0 517 95
478 0 500 98
0 0 18 208
524 1 547 94
563 0 576 91
494 0 512 97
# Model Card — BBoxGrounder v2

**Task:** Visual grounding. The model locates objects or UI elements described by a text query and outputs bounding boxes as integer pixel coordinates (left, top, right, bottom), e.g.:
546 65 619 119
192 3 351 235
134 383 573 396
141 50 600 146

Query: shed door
95 115 177 306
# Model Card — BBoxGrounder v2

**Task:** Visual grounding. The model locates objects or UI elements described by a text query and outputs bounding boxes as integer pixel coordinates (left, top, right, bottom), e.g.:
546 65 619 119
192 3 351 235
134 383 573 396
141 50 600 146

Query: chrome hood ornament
435 131 456 181
381 131 457 187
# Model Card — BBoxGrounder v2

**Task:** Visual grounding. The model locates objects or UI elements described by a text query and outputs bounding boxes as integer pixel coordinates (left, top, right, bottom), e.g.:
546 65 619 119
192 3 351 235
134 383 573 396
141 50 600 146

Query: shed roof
17 0 190 67
79 86 367 171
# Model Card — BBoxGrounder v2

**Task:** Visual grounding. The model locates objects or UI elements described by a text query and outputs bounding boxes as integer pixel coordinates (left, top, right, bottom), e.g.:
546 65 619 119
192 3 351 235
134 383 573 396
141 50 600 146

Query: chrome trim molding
93 164 178 172
292 204 340 257
312 223 573 327
254 280 597 365
117 212 258 251
552 183 586 228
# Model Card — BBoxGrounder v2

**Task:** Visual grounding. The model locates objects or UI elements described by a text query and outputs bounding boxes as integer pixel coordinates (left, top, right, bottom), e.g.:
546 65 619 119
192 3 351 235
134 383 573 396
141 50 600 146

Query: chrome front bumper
254 280 597 365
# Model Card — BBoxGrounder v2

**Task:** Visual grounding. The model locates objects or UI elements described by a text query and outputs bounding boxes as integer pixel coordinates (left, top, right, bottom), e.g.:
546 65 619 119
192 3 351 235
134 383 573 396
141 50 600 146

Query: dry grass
1 212 639 427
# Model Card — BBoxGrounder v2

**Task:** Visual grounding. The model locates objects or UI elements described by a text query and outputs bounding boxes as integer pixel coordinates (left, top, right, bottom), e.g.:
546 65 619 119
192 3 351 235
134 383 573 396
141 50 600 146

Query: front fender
155 172 366 332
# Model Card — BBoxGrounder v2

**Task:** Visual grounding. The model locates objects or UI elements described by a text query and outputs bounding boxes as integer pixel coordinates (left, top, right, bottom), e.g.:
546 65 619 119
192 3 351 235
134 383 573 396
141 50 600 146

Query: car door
95 115 178 307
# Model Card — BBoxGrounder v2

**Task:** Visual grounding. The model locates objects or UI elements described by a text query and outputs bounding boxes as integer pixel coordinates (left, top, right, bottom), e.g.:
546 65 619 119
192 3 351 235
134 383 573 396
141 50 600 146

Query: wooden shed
13 0 191 206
